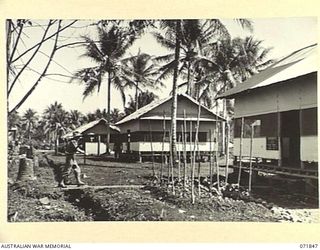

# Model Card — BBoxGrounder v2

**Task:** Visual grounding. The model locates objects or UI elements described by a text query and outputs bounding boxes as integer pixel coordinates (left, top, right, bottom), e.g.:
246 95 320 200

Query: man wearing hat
58 131 85 188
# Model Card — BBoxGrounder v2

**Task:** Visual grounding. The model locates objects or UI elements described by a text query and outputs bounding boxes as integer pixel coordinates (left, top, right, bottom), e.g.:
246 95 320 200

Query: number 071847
300 244 319 248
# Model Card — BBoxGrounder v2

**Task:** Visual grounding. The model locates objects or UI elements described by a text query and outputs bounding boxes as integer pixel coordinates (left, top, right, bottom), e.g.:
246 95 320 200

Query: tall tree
198 36 273 114
43 101 69 154
124 90 157 116
21 108 38 141
8 111 21 129
68 110 85 129
73 23 138 153
155 20 183 165
110 108 125 123
154 19 253 165
122 50 158 111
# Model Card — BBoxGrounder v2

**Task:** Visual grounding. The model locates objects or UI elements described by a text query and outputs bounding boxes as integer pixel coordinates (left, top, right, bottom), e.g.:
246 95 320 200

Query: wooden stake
183 110 187 189
237 117 244 186
197 139 201 198
194 92 202 201
225 122 230 184
169 128 175 194
190 121 195 204
209 129 213 190
177 134 181 182
168 129 171 184
84 137 87 165
248 123 254 193
161 112 166 182
189 120 193 179
215 103 220 192
148 119 156 177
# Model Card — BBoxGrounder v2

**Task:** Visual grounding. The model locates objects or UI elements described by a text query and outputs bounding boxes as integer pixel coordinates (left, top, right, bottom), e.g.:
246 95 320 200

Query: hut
62 118 120 156
115 93 225 161
217 44 318 179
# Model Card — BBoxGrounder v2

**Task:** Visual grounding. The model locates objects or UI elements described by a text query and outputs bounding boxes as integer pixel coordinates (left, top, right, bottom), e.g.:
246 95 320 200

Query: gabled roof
116 93 225 125
62 119 120 139
218 43 317 99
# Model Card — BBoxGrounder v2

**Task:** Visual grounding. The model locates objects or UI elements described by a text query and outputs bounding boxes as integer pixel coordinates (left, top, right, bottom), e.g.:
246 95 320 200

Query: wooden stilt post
237 117 244 186
277 111 281 167
298 86 304 169
276 93 282 167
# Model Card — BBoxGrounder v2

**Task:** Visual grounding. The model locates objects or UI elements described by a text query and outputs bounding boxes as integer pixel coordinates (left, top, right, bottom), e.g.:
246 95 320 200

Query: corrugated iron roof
62 119 120 139
218 43 317 99
116 93 225 125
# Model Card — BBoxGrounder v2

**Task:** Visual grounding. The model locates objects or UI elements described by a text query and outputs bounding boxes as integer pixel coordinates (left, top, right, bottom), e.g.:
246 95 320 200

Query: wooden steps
233 163 318 180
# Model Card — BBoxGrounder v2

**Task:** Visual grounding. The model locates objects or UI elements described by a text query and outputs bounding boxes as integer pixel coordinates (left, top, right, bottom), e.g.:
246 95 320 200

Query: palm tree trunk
186 61 191 95
55 131 59 156
106 71 111 154
170 20 181 167
28 124 31 141
135 81 139 111
224 69 237 89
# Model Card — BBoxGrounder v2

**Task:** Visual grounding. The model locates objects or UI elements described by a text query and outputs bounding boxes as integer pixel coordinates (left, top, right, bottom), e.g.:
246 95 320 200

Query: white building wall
301 136 318 162
85 142 115 155
233 137 280 159
234 75 317 118
122 141 217 152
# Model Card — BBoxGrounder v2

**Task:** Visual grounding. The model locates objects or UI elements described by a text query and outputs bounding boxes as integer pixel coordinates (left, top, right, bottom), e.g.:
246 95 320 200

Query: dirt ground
7 151 319 222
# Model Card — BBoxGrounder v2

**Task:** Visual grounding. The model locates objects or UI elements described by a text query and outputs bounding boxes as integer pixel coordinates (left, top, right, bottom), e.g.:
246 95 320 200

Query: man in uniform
58 131 85 188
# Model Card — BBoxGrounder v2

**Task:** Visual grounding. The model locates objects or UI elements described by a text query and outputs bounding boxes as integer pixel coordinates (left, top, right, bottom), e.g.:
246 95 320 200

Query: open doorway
281 110 300 167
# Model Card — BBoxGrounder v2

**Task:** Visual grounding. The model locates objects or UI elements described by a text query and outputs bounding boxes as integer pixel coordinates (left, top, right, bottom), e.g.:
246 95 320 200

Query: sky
8 17 317 116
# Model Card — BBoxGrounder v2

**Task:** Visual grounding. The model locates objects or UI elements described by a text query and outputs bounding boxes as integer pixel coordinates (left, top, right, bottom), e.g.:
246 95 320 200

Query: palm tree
122 50 158 111
154 19 253 165
154 20 230 97
154 20 183 166
21 108 38 141
197 36 273 114
8 110 21 129
110 108 125 123
68 110 85 129
124 90 158 116
43 101 69 154
73 23 138 153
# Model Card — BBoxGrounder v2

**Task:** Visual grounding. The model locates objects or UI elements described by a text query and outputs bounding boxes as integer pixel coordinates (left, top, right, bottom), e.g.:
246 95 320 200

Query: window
266 137 279 150
234 113 278 138
301 108 317 136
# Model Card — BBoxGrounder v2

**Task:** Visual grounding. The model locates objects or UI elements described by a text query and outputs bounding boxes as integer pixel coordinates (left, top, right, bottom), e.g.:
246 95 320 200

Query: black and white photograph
6 17 318 223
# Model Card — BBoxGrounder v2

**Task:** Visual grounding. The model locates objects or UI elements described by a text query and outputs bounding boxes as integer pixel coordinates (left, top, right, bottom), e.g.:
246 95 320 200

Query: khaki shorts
62 154 81 177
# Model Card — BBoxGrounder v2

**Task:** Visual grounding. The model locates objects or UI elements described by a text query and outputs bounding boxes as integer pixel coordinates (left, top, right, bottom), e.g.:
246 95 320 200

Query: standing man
58 131 85 188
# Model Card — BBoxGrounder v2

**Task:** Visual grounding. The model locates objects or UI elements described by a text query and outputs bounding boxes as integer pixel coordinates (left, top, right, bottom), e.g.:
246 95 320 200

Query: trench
63 189 115 221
